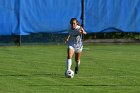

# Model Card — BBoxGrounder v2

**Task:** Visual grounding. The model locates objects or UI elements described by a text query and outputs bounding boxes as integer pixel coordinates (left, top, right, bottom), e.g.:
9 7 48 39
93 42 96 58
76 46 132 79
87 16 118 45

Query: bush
84 32 140 39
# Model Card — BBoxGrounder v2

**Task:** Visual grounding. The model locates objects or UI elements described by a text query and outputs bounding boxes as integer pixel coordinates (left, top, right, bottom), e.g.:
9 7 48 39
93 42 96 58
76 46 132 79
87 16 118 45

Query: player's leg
74 46 83 74
75 52 81 74
66 46 74 70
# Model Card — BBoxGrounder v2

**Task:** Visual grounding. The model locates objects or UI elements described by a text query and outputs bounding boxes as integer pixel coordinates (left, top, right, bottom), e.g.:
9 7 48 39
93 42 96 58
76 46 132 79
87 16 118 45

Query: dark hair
70 18 80 25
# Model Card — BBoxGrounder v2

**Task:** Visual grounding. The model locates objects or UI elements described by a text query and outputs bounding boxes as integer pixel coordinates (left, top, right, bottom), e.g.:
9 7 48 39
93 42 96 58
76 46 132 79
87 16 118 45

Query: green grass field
0 44 140 93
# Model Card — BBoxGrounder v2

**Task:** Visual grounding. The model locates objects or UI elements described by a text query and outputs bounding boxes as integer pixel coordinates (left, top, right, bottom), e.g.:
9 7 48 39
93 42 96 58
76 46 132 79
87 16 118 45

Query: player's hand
79 27 87 35
64 38 69 44
79 28 84 33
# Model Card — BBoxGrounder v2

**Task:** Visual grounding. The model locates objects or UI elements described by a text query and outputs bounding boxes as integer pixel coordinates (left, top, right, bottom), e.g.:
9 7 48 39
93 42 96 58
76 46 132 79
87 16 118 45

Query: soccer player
65 18 87 74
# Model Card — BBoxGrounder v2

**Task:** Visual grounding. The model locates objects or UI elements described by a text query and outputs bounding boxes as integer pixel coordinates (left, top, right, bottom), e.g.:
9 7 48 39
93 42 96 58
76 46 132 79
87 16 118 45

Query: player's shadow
0 74 28 76
0 72 64 78
1 74 140 87
28 84 140 87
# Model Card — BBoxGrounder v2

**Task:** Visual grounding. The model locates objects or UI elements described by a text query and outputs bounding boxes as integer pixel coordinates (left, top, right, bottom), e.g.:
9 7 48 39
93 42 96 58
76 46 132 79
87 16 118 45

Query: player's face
71 20 77 30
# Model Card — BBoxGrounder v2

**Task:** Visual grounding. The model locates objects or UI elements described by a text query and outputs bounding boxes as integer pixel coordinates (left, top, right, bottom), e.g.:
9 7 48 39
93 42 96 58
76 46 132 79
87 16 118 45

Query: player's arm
65 34 70 43
79 27 87 35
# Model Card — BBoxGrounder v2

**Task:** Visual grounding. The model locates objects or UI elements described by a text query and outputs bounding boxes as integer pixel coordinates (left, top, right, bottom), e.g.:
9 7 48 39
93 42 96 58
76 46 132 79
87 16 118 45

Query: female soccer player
65 18 87 74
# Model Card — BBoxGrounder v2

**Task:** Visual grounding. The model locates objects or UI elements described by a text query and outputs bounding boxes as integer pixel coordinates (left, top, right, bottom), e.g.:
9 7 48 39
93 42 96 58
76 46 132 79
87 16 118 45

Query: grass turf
0 44 140 93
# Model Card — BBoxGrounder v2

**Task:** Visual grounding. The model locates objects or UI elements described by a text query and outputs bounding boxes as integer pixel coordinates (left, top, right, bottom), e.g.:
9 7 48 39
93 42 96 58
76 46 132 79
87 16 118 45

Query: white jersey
68 25 83 49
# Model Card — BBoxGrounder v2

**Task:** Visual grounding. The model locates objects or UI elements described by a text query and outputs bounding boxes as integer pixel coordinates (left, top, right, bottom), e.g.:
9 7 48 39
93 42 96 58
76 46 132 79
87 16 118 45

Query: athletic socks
75 60 80 74
76 60 80 68
66 59 81 74
66 59 72 70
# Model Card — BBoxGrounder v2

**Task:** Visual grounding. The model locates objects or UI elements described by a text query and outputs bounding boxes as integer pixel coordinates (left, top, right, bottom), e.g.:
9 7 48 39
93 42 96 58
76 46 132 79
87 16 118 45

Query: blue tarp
84 0 140 33
0 0 140 35
20 0 82 35
0 0 19 35
0 0 82 35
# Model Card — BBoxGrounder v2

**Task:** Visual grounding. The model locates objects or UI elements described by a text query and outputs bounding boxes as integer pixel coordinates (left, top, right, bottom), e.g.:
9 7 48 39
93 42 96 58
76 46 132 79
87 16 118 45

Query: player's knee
67 56 72 59
67 54 73 59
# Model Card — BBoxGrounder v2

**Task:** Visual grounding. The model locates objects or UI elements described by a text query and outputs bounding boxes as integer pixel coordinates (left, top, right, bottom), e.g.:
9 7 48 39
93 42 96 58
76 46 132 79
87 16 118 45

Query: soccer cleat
75 67 78 74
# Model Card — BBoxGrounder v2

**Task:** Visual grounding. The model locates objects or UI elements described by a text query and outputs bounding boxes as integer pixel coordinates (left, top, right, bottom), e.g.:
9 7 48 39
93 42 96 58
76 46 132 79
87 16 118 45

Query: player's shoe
75 66 78 74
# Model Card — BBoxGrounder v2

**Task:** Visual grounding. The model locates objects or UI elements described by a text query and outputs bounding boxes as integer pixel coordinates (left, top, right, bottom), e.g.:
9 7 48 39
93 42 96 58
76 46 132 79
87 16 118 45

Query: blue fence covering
84 0 140 33
0 0 140 35
20 0 82 35
0 0 19 35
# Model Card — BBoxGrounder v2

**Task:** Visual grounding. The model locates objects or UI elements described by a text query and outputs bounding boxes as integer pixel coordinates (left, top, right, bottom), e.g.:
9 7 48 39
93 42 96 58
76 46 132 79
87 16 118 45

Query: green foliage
84 32 140 39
